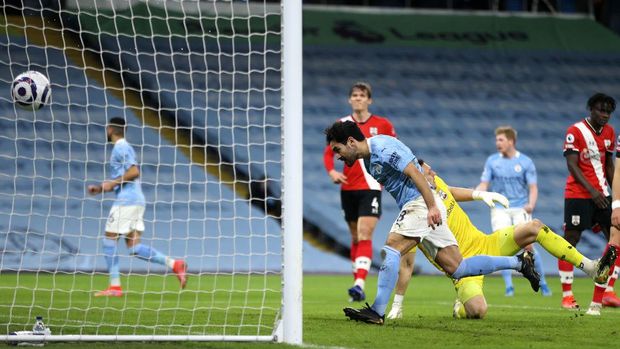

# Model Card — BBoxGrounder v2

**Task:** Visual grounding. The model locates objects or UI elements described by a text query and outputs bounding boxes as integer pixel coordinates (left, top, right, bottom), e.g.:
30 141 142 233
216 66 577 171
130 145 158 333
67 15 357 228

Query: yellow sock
535 225 584 267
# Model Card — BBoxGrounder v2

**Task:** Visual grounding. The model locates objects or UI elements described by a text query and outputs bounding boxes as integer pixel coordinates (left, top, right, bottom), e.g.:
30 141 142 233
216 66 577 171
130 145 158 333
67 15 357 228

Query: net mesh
0 0 283 338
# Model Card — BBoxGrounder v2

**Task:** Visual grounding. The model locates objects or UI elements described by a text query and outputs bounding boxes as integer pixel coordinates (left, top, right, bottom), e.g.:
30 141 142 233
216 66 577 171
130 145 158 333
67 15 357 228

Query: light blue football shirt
480 151 536 209
109 138 145 206
364 135 424 209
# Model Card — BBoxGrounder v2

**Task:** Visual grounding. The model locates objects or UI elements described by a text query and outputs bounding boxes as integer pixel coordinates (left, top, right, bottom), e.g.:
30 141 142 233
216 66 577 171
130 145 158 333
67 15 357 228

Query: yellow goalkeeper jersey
434 175 488 258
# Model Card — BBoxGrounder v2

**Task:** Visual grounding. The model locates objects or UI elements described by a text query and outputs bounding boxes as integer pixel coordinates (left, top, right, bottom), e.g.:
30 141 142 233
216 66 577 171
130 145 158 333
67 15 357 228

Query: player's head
418 159 437 185
107 117 126 142
348 82 373 113
494 126 516 154
324 120 366 166
587 93 616 127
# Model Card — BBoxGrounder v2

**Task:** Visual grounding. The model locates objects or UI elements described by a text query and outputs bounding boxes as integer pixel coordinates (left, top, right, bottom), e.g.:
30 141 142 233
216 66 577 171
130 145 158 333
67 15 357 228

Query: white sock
110 277 121 287
580 258 596 277
354 279 365 289
393 294 404 307
166 257 176 269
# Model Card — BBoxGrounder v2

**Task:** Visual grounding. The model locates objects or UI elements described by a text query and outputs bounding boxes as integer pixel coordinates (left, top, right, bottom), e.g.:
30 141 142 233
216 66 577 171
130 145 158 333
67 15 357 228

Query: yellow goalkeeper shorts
454 276 484 304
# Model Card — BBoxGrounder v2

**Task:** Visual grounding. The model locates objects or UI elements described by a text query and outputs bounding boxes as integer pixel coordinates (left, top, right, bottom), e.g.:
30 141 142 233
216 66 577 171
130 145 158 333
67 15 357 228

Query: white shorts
390 194 457 259
105 205 145 235
490 207 531 231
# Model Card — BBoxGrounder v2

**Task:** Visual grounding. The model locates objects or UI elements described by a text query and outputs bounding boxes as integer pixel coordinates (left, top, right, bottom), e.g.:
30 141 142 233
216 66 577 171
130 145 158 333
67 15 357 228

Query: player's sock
452 255 519 279
103 238 120 286
592 281 608 307
392 293 404 309
129 243 174 268
535 225 585 268
501 270 513 289
371 246 400 316
351 241 359 280
531 246 548 287
605 262 620 292
558 259 574 297
354 240 372 288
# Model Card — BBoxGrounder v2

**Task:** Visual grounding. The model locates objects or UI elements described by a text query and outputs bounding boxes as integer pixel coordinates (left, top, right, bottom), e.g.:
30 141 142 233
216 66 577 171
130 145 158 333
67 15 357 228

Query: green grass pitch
1 273 618 348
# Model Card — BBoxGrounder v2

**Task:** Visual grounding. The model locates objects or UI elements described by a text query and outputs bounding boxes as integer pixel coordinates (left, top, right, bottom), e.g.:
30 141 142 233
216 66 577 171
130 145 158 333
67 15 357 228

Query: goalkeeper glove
472 190 509 208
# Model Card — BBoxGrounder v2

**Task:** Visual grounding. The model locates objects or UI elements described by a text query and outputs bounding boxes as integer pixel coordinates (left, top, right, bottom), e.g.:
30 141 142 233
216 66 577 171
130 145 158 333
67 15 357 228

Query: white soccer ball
11 71 51 110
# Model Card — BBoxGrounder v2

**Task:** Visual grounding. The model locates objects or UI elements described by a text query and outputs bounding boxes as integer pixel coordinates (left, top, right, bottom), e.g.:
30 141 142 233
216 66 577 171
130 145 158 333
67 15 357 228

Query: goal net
0 0 301 343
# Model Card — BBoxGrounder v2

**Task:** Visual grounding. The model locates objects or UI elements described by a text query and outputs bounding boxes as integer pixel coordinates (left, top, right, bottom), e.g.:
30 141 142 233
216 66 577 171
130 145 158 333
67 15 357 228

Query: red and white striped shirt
323 115 396 191
563 119 615 199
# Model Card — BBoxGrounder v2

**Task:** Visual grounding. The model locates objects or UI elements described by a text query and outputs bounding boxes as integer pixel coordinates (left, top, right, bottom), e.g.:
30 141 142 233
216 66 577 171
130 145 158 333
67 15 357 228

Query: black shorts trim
340 190 382 222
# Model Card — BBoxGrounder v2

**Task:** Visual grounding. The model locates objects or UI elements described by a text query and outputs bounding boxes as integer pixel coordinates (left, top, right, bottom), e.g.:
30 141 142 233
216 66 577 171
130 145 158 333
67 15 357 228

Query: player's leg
590 206 620 314
511 209 551 296
559 198 591 309
344 196 428 324
434 244 537 291
342 190 359 281
95 205 124 297
508 220 600 279
349 190 381 301
601 226 620 309
387 250 416 320
491 208 515 296
343 232 418 325
454 277 487 319
124 206 188 288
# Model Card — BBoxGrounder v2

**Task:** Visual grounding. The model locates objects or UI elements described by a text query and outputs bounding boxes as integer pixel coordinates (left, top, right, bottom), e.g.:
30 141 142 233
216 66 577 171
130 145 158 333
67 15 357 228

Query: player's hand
472 190 509 208
328 170 348 184
523 203 534 214
87 184 102 195
427 206 442 230
612 208 620 229
101 181 117 192
590 190 609 209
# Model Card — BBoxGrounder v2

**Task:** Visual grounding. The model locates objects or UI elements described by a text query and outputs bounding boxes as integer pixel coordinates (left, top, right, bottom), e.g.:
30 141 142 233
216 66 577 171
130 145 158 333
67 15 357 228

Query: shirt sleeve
607 129 616 154
480 156 493 182
323 145 335 172
563 125 581 156
120 144 138 172
525 158 537 185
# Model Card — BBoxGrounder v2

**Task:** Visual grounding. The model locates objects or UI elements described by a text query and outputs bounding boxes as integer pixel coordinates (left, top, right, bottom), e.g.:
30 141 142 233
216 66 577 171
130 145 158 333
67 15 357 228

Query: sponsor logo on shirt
373 164 383 174
388 152 401 167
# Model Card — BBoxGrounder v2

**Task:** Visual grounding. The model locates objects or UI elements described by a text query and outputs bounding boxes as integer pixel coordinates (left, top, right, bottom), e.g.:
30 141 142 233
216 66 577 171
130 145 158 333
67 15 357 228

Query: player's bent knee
529 219 544 231
464 296 487 319
466 306 487 319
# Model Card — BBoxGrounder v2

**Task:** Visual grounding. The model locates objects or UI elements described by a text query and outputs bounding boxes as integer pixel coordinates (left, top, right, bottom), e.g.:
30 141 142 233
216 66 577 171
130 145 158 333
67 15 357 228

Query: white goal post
0 0 301 344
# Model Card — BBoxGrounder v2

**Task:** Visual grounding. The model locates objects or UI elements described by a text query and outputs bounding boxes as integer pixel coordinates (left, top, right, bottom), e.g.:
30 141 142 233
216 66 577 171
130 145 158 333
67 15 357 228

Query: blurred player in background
323 82 397 302
385 160 613 320
326 121 540 325
87 117 187 297
476 126 549 296
560 93 620 315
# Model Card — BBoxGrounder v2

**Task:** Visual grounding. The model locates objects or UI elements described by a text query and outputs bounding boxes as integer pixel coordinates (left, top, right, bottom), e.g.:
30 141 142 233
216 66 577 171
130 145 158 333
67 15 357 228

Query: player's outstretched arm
449 187 509 208
475 181 489 192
